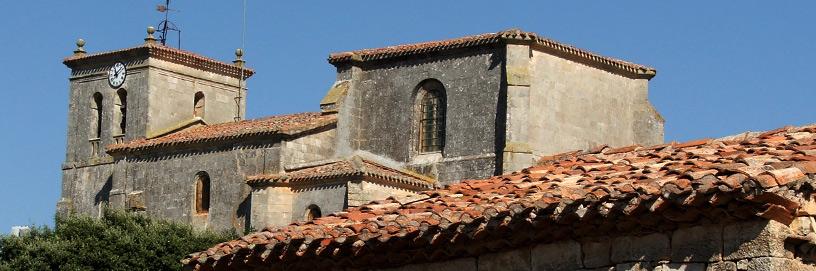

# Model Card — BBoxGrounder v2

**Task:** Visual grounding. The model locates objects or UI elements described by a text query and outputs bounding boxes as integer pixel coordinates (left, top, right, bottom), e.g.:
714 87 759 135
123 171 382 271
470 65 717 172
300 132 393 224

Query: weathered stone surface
479 249 531 271
531 240 583 271
528 49 663 159
616 262 655 271
743 257 816 271
658 263 706 271
705 261 736 271
672 225 723 262
582 239 612 268
723 220 793 260
611 233 670 262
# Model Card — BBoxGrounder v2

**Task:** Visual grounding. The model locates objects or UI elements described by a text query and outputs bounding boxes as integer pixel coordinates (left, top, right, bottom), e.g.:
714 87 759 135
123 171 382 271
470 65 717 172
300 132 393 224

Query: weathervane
156 0 181 48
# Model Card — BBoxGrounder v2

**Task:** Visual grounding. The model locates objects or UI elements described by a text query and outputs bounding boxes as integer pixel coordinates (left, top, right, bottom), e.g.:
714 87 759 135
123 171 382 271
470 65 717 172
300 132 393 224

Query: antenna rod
161 0 170 45
235 0 247 122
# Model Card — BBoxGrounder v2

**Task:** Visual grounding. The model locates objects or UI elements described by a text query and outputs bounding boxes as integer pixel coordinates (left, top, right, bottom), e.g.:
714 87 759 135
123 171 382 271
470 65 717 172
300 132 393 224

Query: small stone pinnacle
74 38 86 56
145 26 157 44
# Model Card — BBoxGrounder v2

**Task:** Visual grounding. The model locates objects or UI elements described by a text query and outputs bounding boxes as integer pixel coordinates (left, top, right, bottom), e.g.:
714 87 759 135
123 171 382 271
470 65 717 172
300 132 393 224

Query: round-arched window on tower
305 204 321 222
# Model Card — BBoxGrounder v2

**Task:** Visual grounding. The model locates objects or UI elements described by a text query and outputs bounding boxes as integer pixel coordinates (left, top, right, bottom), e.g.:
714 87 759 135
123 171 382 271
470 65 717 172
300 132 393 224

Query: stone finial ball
235 48 244 57
76 39 86 47
147 26 156 34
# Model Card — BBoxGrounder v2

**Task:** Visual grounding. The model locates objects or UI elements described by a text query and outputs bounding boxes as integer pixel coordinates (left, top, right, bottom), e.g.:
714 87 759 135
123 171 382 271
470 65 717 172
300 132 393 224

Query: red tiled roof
108 113 336 154
64 43 254 79
247 157 434 190
183 124 816 270
328 29 656 79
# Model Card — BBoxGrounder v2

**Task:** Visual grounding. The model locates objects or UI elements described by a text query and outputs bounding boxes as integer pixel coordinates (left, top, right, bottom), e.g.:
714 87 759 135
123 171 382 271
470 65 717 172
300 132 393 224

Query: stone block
657 263 706 271
582 239 611 268
478 248 531 271
672 225 723 262
615 262 655 271
723 220 793 260
127 191 145 211
506 65 531 86
705 262 736 271
531 240 583 271
743 257 816 271
611 233 670 263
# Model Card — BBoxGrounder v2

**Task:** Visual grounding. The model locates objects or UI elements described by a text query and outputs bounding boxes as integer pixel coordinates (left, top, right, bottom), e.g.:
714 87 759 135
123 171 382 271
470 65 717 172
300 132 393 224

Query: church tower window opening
195 172 211 214
193 91 205 118
305 204 321 221
115 89 127 136
90 92 103 139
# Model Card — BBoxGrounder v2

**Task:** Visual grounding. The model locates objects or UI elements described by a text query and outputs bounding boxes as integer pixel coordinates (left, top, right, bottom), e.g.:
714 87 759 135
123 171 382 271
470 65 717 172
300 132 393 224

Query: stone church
58 27 664 233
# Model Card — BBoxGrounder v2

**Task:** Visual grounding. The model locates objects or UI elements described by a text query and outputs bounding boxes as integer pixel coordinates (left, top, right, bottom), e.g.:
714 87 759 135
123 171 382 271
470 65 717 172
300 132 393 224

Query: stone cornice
63 43 254 80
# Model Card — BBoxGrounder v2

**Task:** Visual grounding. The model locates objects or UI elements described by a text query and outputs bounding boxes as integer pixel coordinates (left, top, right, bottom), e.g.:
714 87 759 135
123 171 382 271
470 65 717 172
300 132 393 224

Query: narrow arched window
193 92 205 118
195 172 211 214
115 89 127 135
90 92 103 139
305 204 321 221
417 80 446 153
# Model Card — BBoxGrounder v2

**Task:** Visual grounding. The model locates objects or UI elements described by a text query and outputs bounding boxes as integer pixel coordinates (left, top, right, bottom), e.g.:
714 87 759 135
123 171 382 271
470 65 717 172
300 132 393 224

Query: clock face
108 62 127 88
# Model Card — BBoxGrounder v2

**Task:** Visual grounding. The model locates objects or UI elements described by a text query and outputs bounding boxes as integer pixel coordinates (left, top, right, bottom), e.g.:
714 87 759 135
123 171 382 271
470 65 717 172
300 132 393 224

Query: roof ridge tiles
327 28 656 79
107 112 336 155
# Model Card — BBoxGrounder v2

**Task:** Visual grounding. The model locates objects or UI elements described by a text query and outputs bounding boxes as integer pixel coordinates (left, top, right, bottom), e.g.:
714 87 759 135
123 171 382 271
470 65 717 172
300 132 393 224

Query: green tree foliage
0 210 235 271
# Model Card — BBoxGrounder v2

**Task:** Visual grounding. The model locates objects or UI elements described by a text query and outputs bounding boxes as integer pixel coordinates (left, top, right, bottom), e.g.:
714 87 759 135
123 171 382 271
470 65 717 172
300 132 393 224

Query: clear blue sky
0 1 814 232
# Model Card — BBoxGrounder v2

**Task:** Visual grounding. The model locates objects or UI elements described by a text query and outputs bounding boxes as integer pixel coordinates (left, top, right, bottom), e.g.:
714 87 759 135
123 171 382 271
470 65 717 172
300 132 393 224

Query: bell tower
59 27 253 215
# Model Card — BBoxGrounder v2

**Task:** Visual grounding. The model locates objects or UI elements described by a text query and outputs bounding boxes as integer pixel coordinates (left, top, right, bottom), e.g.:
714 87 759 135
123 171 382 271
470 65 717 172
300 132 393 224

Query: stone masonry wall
122 144 280 232
146 59 245 136
281 128 336 169
346 180 417 208
527 49 664 158
377 219 816 271
338 46 504 185
251 183 348 229
59 164 115 216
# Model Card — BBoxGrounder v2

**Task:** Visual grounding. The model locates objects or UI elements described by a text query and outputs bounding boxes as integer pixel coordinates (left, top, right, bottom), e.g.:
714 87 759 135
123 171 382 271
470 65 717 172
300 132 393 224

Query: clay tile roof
328 28 656 79
108 112 336 154
246 157 434 190
183 124 816 270
64 43 254 79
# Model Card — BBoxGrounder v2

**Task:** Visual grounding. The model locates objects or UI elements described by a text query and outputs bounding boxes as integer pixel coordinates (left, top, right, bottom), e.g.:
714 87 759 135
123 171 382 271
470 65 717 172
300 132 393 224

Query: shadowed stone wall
376 219 816 271
334 46 505 185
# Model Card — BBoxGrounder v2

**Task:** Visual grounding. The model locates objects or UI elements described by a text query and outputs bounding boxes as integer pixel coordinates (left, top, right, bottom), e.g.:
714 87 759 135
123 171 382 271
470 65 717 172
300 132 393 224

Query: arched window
90 92 103 139
193 92 205 118
416 80 446 153
195 172 211 214
305 204 321 221
115 89 127 135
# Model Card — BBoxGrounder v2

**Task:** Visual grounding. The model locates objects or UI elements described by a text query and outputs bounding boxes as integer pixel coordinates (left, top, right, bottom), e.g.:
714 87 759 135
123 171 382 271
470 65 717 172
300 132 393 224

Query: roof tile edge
328 28 656 79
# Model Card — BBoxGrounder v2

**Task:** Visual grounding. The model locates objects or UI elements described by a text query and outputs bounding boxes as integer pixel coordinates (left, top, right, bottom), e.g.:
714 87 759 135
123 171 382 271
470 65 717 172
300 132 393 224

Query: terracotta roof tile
64 43 254 79
183 124 816 270
246 157 434 190
107 112 335 154
329 29 656 79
